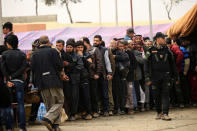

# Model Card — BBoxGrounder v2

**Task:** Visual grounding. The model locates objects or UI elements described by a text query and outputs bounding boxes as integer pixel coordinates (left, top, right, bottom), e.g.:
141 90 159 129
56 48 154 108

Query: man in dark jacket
124 40 137 114
64 40 84 121
56 39 71 117
0 45 14 131
3 22 14 47
93 35 113 116
144 32 178 121
82 37 104 118
1 35 27 131
112 40 130 115
31 36 65 131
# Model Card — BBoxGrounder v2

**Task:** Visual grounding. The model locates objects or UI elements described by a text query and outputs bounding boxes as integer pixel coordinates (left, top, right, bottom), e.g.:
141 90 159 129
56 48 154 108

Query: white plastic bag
139 85 145 103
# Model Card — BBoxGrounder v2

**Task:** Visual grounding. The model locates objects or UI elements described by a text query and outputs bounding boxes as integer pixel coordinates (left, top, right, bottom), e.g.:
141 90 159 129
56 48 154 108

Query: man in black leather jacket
1 35 27 131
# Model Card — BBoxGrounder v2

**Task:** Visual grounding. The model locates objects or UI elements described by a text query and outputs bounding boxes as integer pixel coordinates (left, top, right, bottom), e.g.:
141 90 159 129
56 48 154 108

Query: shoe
109 111 113 116
42 117 54 131
162 114 172 121
69 116 76 121
103 112 109 117
155 113 163 120
128 110 135 115
19 128 27 131
141 108 145 112
179 104 184 108
193 103 197 107
92 112 100 118
145 104 150 111
29 120 41 125
75 114 82 120
113 110 119 115
84 114 92 120
53 124 62 131
119 110 125 115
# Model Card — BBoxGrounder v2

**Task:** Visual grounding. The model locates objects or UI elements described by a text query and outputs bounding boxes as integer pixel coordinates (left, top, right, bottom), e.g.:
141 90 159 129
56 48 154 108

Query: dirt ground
26 107 197 131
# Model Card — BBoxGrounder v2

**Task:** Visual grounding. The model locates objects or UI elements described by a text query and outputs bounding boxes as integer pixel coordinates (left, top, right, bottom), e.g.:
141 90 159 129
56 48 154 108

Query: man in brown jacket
82 37 104 118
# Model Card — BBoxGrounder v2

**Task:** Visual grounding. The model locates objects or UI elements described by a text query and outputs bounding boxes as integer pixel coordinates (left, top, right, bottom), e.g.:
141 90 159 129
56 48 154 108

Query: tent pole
130 0 134 28
115 0 118 26
0 0 3 45
99 0 102 25
148 0 153 40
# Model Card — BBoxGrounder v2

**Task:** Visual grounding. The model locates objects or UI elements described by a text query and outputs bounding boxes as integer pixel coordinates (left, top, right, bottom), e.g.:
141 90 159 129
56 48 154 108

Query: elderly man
31 36 67 131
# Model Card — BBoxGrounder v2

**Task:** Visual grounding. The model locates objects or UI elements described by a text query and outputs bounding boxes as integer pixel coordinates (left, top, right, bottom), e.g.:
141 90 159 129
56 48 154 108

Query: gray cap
127 28 135 34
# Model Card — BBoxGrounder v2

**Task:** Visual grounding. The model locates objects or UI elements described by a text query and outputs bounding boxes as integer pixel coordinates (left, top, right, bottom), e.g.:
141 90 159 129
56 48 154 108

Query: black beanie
6 35 18 49
66 38 75 47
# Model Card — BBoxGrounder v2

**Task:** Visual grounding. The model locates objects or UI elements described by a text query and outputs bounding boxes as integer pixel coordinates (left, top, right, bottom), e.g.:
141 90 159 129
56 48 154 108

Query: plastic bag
139 85 145 103
61 109 68 123
36 102 46 121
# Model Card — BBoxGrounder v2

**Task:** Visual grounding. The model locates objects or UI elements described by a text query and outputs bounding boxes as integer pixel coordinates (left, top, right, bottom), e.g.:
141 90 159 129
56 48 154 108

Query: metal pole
115 0 118 26
130 0 134 28
148 0 153 40
0 0 3 45
99 0 102 25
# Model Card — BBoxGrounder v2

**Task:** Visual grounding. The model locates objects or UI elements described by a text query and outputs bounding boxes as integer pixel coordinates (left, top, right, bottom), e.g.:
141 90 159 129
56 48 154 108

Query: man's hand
94 74 99 80
7 81 14 88
87 58 93 63
176 81 179 85
63 61 69 67
107 74 112 80
195 66 197 72
183 72 187 76
28 83 33 87
77 51 83 56
146 81 152 86
62 74 69 81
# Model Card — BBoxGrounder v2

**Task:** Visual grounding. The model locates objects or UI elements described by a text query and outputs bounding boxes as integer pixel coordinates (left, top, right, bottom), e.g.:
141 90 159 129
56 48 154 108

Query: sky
2 0 197 24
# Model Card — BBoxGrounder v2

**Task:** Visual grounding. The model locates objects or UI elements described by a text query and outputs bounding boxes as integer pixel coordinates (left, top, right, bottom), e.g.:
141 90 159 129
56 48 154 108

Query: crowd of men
0 22 197 131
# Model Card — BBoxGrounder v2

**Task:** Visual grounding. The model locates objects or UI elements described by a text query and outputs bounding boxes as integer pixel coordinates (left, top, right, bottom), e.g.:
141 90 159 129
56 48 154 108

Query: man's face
156 37 165 46
56 42 64 51
76 45 84 52
3 28 9 34
66 45 73 52
167 44 172 48
128 41 135 49
118 43 124 51
94 38 101 46
134 36 142 44
128 33 134 38
124 44 129 49
145 41 153 48
109 40 117 49
135 44 142 51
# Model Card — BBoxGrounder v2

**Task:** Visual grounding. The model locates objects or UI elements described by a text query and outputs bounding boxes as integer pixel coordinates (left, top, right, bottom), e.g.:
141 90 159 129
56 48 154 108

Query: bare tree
44 0 82 23
35 0 38 16
162 0 184 20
